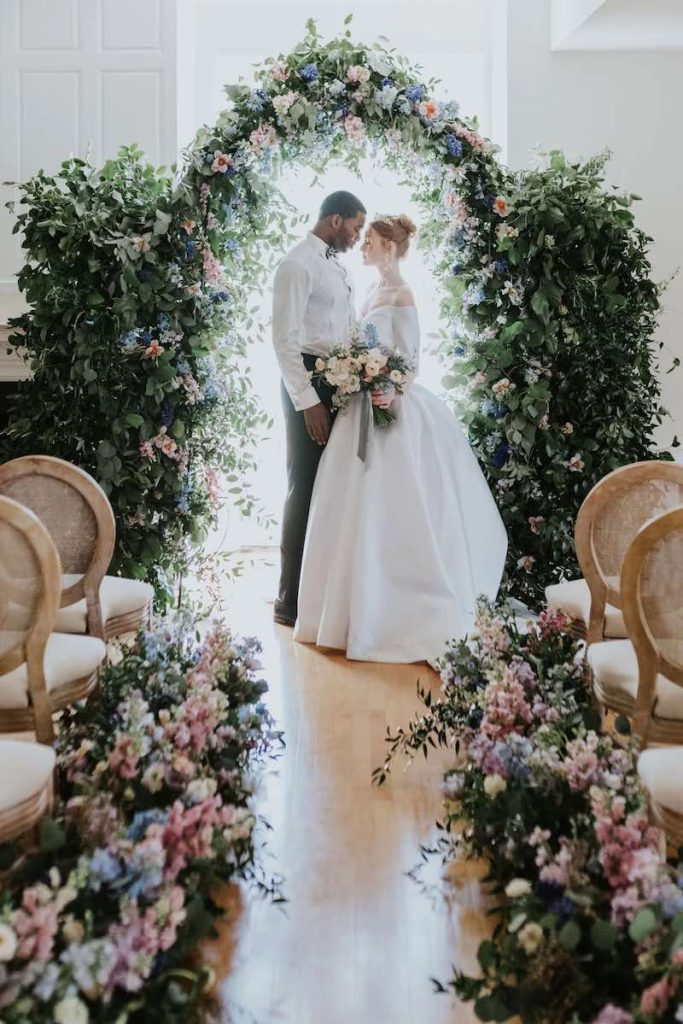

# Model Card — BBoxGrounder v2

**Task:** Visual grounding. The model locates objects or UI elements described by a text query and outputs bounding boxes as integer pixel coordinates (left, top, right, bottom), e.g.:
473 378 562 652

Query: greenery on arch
1 18 668 605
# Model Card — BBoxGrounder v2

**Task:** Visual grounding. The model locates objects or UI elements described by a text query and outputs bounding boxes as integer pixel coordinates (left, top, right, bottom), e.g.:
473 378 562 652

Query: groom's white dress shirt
272 231 355 411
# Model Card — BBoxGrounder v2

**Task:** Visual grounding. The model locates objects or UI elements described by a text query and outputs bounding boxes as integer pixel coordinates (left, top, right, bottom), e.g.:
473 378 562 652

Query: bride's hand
371 390 393 409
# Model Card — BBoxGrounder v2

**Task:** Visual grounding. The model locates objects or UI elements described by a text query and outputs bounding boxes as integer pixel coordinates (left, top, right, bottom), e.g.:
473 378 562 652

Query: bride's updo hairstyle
370 214 417 258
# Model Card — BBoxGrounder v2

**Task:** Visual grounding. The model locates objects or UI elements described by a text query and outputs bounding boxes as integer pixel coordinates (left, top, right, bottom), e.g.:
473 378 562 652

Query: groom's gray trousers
275 354 337 621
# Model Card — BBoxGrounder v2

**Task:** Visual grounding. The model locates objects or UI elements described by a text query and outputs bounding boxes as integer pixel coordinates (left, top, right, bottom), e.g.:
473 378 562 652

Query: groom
272 190 366 627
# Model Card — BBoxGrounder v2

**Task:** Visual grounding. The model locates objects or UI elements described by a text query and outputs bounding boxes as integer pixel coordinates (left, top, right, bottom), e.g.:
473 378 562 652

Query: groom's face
331 212 366 252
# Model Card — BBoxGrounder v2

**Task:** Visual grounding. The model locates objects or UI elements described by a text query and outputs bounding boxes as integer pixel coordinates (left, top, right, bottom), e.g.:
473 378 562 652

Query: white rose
0 923 17 962
483 773 507 798
389 370 403 383
55 996 90 1024
505 878 532 899
314 358 326 371
518 921 544 954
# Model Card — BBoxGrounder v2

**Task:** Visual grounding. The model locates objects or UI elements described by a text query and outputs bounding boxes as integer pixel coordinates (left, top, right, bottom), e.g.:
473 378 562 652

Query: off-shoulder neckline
363 303 418 316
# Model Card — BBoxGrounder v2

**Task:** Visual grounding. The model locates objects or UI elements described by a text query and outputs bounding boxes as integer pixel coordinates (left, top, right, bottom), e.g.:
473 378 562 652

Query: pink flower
144 339 164 360
211 151 233 175
568 453 585 472
139 440 155 461
592 1005 633 1024
640 977 675 1016
12 883 72 962
493 196 509 217
564 733 601 791
270 61 290 82
109 733 140 780
418 99 440 120
517 555 535 572
344 115 365 143
346 65 370 84
202 247 224 286
249 123 277 155
528 515 545 534
181 219 196 235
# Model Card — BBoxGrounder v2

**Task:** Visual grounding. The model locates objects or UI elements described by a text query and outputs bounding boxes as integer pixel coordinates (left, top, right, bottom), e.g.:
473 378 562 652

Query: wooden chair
621 506 683 846
0 456 153 640
0 494 106 744
579 463 683 720
547 463 683 645
0 739 55 844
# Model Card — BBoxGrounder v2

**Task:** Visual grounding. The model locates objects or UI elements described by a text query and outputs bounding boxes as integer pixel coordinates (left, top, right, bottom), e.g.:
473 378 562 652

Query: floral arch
3 19 664 605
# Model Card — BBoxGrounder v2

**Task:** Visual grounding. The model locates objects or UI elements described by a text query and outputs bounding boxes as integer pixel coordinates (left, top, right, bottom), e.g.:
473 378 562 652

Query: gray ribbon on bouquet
357 390 374 467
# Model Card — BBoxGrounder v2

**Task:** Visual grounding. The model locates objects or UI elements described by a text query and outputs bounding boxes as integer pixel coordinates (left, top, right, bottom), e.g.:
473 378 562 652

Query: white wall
0 0 180 301
503 0 683 448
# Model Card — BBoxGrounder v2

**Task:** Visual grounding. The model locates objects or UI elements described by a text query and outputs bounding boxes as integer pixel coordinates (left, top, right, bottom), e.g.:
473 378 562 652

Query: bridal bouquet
311 321 413 428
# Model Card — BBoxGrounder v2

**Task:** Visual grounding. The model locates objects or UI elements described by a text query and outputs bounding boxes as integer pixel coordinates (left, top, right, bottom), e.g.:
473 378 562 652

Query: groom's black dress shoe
273 604 296 627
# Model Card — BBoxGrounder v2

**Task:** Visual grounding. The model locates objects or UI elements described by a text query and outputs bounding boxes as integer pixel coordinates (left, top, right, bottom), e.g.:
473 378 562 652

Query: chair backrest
575 462 683 628
0 456 115 633
0 494 61 676
621 506 683 742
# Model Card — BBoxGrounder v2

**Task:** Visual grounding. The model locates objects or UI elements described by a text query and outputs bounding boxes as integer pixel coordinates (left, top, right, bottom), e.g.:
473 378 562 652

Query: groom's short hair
319 191 366 220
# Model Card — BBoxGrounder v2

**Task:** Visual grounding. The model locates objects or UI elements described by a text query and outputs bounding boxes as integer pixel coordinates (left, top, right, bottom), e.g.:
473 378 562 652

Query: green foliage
1 147 268 602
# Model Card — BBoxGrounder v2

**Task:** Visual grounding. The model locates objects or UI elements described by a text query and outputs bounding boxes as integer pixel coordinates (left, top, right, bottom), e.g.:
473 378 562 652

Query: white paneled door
0 0 179 296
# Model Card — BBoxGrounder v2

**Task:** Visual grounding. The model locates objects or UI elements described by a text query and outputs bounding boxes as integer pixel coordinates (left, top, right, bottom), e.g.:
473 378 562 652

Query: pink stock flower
139 440 155 461
12 883 73 962
563 733 601 792
202 247 225 286
344 115 365 143
249 123 277 155
160 797 233 880
109 733 141 780
270 61 290 82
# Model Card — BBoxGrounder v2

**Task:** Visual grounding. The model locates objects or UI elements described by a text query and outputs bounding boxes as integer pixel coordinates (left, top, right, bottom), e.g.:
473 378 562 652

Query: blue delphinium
450 263 462 276
453 344 467 358
491 442 510 468
185 239 196 259
405 83 426 103
298 63 319 83
494 258 508 274
88 848 122 890
157 312 171 331
140 328 153 344
118 329 139 351
493 402 509 420
128 808 167 842
245 88 269 112
446 134 463 159
363 321 379 348
463 285 486 308
160 398 174 428
226 238 242 259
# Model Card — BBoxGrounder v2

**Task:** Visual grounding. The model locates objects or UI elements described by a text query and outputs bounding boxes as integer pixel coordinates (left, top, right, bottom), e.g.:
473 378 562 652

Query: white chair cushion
545 578 626 638
638 747 683 816
588 639 683 719
0 632 106 710
55 575 154 634
0 740 55 813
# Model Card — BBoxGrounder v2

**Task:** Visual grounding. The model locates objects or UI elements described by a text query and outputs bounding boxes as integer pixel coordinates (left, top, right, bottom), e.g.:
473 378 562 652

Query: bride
293 214 507 663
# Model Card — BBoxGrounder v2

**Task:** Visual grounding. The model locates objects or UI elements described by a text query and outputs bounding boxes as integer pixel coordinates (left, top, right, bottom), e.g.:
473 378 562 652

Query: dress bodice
361 304 420 373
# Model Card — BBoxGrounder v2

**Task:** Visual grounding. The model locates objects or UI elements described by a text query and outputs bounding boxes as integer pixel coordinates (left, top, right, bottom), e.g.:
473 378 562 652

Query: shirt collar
308 231 331 257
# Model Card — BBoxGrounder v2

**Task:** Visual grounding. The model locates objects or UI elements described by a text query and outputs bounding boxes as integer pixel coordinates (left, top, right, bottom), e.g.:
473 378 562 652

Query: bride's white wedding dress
294 303 507 663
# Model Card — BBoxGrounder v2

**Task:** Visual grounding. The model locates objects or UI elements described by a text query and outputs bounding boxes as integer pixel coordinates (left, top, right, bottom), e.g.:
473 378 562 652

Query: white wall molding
551 0 683 51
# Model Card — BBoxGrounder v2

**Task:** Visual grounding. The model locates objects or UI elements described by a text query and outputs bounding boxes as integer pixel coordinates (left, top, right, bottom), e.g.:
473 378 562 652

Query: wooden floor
206 554 492 1024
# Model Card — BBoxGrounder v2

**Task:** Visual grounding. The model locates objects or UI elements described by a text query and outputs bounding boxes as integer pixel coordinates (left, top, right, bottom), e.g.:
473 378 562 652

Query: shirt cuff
290 384 322 412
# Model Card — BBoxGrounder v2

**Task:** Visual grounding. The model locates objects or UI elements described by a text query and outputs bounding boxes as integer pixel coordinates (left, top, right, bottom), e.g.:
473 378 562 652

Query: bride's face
361 227 388 268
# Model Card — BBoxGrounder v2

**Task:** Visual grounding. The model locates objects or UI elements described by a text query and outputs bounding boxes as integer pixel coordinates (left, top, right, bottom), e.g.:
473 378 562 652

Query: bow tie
325 246 338 260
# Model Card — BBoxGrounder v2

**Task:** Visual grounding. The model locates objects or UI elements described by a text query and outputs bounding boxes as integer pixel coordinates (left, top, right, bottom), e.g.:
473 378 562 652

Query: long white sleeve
272 259 320 412
392 307 420 384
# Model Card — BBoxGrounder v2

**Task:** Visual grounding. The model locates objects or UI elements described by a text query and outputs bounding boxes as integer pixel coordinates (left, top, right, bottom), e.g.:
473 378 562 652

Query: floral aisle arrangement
0 616 282 1024
375 604 683 1023
2 19 668 604
310 319 413 428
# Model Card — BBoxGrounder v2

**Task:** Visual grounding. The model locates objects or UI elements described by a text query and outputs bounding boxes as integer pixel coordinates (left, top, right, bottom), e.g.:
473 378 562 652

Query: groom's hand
304 402 331 446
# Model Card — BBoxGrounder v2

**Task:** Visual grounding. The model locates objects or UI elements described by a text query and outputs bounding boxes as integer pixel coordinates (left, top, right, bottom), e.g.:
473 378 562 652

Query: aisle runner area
206 551 490 1024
